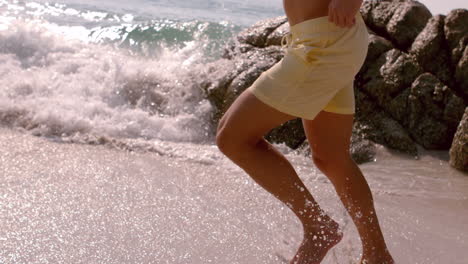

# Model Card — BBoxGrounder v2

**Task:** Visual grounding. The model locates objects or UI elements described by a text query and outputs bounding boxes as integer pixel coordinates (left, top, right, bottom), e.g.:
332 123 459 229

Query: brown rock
410 15 452 85
222 43 256 59
202 46 283 119
366 33 394 62
350 122 378 164
236 16 287 48
362 110 418 155
407 73 465 149
455 45 468 99
265 119 306 149
199 59 246 113
265 22 289 47
444 9 468 64
360 0 432 50
386 0 432 49
355 90 418 154
449 107 468 172
358 33 393 76
360 49 423 110
387 88 411 126
222 46 283 113
360 0 397 32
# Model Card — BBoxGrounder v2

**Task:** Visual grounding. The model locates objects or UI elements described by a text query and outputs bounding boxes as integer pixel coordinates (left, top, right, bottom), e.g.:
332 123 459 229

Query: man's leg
216 89 343 264
303 111 394 264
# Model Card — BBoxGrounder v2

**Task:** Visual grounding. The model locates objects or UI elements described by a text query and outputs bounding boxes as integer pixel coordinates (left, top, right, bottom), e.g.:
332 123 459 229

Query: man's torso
283 0 332 26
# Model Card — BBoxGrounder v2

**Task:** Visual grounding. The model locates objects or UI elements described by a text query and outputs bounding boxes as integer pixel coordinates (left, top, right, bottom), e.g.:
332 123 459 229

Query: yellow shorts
248 13 369 120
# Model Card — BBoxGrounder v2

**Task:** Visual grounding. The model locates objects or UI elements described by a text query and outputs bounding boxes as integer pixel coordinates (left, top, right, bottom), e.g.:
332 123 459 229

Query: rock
379 49 423 97
366 33 394 62
355 90 418 154
222 42 256 59
265 22 290 46
368 72 465 150
360 0 432 50
407 73 465 149
360 49 423 110
350 122 378 164
387 88 411 126
201 46 283 119
444 9 468 100
444 9 468 64
221 16 286 60
455 45 468 100
358 33 393 76
199 59 245 114
265 118 306 149
221 46 283 113
236 16 287 48
444 87 467 128
360 0 397 32
386 0 432 49
366 111 418 154
449 107 468 172
410 15 452 85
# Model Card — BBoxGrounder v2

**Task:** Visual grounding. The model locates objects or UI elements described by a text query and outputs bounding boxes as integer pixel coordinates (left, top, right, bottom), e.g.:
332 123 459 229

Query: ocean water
0 0 467 263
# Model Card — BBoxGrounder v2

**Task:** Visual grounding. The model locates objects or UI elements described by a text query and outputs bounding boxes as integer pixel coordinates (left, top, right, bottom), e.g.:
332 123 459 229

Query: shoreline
1 127 467 263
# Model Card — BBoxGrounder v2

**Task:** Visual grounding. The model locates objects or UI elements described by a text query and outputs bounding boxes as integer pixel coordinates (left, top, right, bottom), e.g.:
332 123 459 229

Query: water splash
0 19 232 143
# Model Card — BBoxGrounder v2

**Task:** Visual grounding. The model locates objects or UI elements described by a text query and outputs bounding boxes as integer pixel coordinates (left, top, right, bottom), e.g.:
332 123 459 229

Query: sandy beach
1 128 467 263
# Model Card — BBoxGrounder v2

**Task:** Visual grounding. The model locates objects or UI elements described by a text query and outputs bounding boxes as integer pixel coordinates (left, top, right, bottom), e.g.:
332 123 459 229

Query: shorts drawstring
281 32 292 50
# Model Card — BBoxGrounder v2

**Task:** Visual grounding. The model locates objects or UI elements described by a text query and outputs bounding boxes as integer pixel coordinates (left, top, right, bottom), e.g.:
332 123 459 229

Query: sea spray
0 19 237 144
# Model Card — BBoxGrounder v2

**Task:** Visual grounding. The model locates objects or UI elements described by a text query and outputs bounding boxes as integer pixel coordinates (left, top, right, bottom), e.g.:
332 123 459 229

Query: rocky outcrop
360 0 432 50
449 107 468 171
235 16 287 48
410 15 452 85
444 9 468 99
199 0 467 168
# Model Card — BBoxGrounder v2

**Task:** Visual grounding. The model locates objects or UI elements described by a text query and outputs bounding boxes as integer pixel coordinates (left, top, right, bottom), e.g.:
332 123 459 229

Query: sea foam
0 19 223 143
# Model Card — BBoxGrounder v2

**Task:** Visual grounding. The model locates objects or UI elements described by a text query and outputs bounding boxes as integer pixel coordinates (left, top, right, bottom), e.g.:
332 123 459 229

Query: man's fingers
328 5 336 24
332 12 339 26
328 4 334 22
337 13 346 27
344 15 353 28
328 1 357 28
339 15 346 27
339 14 357 28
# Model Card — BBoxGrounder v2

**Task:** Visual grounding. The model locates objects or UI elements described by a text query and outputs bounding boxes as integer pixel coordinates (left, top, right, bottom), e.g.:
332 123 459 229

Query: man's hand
328 0 363 28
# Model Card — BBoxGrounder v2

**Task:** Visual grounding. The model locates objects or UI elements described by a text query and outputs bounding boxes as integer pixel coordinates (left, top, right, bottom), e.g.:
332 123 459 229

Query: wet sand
1 128 467 264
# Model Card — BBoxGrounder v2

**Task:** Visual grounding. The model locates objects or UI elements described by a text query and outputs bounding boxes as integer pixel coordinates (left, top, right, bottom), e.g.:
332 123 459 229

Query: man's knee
215 125 233 155
216 121 261 160
216 123 246 157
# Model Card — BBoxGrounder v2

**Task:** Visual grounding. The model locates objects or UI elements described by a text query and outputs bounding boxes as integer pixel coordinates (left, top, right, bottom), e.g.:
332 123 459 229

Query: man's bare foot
290 219 343 264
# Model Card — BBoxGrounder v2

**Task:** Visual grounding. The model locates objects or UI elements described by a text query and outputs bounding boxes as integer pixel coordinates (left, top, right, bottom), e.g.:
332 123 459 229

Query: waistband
291 12 363 35
281 13 364 49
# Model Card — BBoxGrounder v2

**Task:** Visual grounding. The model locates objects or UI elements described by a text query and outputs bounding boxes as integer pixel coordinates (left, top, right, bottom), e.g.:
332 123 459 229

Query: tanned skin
284 0 363 27
216 0 396 263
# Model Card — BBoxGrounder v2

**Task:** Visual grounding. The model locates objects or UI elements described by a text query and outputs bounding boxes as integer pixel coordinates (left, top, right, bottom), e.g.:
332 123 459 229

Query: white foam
0 20 218 143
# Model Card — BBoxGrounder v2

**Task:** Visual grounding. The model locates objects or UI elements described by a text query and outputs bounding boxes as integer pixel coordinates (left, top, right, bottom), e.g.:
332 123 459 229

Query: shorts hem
249 88 320 120
322 106 355 115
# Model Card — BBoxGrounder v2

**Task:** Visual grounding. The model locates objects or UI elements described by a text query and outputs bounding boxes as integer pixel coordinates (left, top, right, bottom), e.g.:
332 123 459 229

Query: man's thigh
218 89 297 141
302 111 354 157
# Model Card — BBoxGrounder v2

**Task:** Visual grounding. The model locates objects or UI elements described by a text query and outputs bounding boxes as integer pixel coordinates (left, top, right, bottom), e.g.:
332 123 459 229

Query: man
216 0 395 263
